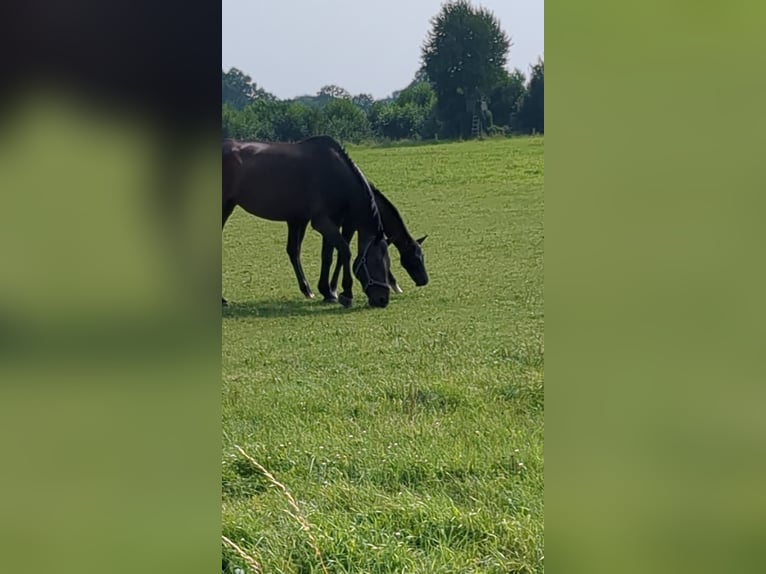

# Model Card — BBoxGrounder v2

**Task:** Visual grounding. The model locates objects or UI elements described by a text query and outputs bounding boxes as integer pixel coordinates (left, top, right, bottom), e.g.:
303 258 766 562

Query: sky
222 0 544 100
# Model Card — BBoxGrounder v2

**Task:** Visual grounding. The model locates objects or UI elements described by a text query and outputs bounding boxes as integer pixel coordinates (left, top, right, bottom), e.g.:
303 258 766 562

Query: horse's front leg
317 238 337 303
389 270 403 294
312 216 351 306
331 224 356 307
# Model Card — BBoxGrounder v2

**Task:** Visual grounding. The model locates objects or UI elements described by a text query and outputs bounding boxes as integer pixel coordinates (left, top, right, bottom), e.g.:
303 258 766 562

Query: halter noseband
353 238 390 292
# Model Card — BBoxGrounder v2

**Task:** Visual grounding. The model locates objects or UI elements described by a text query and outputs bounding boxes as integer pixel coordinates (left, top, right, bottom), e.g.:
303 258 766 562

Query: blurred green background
0 90 221 574
547 1 766 573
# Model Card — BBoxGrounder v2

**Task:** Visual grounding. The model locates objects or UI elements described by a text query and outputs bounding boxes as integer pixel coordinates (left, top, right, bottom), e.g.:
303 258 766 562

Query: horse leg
317 238 338 303
335 225 357 308
388 270 403 294
330 224 355 295
222 198 236 306
286 220 314 299
311 217 351 306
329 248 342 295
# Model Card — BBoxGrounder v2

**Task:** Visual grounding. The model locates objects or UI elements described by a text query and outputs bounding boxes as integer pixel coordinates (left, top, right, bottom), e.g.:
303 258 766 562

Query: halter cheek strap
353 240 390 292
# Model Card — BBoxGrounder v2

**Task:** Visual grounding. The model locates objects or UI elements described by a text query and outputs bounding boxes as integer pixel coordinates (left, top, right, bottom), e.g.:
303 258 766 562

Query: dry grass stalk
234 444 329 574
222 534 262 573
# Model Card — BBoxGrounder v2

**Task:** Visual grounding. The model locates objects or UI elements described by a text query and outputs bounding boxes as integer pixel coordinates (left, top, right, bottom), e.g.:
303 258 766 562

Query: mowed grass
222 136 544 573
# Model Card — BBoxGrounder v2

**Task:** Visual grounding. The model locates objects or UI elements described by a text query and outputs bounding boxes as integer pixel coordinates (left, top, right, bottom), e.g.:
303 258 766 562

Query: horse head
353 230 391 308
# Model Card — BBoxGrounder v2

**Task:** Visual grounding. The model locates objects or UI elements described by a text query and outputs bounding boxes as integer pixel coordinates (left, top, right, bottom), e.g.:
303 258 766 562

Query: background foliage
222 1 543 144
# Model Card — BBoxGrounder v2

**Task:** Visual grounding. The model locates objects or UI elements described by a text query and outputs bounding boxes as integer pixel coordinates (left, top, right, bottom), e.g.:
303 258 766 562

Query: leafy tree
291 94 326 108
222 103 239 138
422 0 511 138
368 101 393 135
370 102 418 140
273 101 321 142
409 66 430 87
369 83 438 140
319 84 352 100
352 93 375 113
252 85 278 103
222 67 276 110
488 68 526 130
318 98 371 143
222 68 255 109
397 81 436 110
516 58 544 134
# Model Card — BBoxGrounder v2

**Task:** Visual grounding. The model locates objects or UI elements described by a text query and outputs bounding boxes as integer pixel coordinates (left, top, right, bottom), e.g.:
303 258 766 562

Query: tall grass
222 136 544 573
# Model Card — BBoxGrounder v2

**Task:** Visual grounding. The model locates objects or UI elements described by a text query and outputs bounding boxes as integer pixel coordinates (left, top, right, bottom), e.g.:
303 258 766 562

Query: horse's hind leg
286 220 314 299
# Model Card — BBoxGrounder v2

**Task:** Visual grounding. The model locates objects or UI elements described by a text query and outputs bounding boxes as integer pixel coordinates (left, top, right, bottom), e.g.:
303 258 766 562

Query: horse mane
369 184 400 222
369 184 412 242
305 136 384 235
337 146 384 234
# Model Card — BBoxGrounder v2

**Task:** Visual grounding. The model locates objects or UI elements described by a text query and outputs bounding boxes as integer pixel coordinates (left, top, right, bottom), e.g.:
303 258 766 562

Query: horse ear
416 235 428 245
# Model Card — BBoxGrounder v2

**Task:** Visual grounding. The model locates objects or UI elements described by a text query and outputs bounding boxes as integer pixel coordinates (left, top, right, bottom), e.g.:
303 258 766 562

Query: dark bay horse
222 135 392 308
284 185 429 306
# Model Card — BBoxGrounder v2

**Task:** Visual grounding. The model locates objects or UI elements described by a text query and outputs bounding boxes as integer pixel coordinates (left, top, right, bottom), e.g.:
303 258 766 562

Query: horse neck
345 183 383 241
375 193 413 248
348 198 379 238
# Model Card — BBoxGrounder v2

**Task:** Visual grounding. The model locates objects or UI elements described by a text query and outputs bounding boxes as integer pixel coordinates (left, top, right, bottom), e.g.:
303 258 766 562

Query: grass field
222 136 544 573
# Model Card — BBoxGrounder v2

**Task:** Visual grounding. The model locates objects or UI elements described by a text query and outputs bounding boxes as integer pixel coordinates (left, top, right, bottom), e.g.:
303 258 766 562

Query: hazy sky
222 0 544 100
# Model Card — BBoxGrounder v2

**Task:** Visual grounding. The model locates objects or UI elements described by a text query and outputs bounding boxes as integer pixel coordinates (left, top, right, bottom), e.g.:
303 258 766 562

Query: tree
421 0 511 138
516 58 544 134
409 66 430 87
352 93 375 113
222 67 255 110
236 99 280 140
222 104 237 138
318 98 372 143
368 83 438 140
397 82 436 110
252 85 278 103
222 67 277 110
273 101 321 142
488 68 526 130
318 84 352 100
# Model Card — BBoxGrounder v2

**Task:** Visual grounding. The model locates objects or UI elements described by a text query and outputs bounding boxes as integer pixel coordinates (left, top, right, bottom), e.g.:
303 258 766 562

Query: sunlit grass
222 136 544 573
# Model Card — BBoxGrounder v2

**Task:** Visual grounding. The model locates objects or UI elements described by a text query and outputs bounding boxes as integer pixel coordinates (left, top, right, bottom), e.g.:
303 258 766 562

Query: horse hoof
392 284 403 294
338 294 353 308
304 292 315 299
322 296 338 304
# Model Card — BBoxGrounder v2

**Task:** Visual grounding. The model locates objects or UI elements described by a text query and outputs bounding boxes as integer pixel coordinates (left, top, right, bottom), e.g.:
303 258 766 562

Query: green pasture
222 136 544 573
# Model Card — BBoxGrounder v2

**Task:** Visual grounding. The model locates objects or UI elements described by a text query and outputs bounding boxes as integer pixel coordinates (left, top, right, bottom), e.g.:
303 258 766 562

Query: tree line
223 0 543 144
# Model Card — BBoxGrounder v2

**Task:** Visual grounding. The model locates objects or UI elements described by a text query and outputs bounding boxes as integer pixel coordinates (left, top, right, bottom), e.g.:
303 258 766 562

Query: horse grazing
222 135 392 308
284 185 429 306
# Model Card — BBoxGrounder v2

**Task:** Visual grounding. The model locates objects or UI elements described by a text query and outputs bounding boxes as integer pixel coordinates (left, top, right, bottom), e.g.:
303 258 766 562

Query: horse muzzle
365 284 390 308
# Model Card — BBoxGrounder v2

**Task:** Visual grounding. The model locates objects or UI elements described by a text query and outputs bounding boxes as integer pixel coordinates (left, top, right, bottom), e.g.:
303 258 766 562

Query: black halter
353 238 390 292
